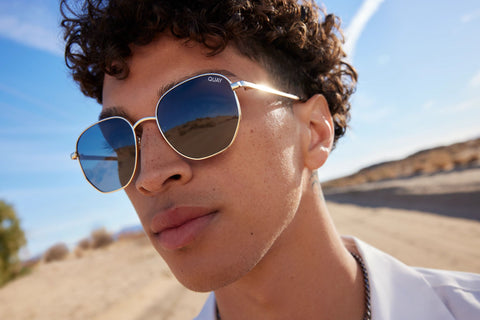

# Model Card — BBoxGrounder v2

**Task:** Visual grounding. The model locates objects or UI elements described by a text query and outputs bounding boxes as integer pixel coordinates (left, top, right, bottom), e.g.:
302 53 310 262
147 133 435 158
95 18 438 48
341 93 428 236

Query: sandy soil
329 203 480 273
0 236 209 320
1 169 479 319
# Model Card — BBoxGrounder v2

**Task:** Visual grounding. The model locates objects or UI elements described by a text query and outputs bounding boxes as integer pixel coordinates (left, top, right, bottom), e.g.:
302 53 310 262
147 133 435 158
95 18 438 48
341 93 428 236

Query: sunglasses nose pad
133 124 194 194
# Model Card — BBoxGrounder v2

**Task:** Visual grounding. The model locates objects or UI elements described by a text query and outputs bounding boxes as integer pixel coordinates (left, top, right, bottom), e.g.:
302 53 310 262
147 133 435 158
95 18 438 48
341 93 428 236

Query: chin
149 226 272 292
169 262 244 292
166 249 263 293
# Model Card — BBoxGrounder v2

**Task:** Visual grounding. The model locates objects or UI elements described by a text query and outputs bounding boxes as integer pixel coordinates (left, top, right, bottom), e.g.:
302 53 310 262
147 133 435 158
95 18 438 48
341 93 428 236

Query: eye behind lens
156 74 240 159
76 117 137 192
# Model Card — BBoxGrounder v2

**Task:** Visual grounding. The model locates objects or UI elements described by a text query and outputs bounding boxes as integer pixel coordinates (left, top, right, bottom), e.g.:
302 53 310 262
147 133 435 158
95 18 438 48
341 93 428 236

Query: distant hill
323 137 480 188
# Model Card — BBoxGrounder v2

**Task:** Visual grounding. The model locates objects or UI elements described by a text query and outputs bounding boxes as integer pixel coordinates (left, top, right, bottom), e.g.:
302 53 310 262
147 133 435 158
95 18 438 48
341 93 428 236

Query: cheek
124 187 150 230
187 112 305 288
244 107 302 192
227 107 304 240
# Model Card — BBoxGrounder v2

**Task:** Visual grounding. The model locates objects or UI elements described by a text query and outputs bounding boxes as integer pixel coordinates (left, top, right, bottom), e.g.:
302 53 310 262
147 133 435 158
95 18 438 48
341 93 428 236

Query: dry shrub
419 162 438 174
377 166 398 180
73 237 92 259
348 175 368 186
412 162 427 175
74 247 84 258
117 230 147 242
22 256 41 270
91 228 114 249
453 151 480 167
44 243 69 263
470 153 480 164
428 150 454 171
77 237 91 250
361 165 398 183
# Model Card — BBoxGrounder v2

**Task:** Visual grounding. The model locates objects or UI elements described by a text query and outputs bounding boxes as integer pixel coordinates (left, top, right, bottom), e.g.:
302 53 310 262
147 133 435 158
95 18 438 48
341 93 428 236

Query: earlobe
295 94 334 170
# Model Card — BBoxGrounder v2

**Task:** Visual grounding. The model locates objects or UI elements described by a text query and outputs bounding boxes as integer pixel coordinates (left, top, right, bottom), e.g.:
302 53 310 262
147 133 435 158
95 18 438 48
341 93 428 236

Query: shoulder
346 236 480 320
415 267 480 319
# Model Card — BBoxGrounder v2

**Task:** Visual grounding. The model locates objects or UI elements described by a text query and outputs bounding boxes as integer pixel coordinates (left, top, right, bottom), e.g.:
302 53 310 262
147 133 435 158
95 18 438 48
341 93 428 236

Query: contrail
344 0 385 61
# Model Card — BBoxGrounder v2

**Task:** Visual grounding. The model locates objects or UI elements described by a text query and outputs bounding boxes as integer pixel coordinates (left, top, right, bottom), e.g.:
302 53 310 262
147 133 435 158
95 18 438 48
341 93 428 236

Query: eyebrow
98 106 131 121
99 69 238 121
156 69 237 99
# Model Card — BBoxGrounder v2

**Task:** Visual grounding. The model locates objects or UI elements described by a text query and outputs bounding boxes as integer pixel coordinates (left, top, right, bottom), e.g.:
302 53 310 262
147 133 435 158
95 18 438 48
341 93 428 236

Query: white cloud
460 9 480 24
421 100 435 110
469 69 480 88
435 97 480 114
344 0 385 61
0 1 63 56
451 97 480 112
0 15 63 56
0 82 75 120
350 92 393 124
377 54 391 66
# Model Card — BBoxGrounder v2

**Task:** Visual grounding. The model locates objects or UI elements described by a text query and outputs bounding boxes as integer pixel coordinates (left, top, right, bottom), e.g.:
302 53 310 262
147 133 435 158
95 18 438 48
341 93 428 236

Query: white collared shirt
194 237 480 319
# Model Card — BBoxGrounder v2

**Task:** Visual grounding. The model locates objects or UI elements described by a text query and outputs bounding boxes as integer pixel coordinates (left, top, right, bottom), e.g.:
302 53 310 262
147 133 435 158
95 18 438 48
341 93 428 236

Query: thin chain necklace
216 252 372 320
350 252 372 320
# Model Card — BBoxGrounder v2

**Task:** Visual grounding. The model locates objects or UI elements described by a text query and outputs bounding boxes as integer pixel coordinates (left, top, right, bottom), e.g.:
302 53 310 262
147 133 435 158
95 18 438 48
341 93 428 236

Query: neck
214 182 366 320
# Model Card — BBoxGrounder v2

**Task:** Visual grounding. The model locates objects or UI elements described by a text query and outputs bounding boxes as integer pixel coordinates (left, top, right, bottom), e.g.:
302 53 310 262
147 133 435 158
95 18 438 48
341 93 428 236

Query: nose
133 122 193 195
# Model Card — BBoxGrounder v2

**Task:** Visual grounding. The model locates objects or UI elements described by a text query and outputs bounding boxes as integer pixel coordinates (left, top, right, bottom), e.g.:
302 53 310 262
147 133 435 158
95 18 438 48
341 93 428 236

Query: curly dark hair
61 0 357 146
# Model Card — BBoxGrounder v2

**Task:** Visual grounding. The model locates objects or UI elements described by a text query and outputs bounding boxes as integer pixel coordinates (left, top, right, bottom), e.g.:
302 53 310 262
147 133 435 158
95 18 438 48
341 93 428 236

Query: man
62 1 480 319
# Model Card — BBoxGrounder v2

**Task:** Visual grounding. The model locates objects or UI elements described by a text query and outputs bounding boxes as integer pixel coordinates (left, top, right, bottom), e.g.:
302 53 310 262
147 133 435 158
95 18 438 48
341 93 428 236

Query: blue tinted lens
156 74 240 159
76 117 136 192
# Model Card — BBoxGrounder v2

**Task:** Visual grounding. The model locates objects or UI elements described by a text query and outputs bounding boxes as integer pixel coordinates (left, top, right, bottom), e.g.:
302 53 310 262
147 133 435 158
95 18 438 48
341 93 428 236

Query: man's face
102 34 308 291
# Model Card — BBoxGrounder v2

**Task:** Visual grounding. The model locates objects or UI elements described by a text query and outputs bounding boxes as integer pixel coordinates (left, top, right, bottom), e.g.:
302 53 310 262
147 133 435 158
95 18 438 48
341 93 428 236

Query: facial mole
250 232 254 236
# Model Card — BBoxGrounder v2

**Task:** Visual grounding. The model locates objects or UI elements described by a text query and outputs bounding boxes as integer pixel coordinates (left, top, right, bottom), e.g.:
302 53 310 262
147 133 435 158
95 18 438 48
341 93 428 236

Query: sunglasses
71 73 300 193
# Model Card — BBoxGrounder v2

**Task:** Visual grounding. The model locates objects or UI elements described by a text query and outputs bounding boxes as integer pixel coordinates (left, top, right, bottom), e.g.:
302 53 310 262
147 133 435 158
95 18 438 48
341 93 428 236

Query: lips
151 206 217 250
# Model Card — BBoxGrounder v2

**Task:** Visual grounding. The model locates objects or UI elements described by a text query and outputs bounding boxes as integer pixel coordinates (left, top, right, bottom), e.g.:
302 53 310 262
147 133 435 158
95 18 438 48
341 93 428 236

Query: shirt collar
346 236 455 320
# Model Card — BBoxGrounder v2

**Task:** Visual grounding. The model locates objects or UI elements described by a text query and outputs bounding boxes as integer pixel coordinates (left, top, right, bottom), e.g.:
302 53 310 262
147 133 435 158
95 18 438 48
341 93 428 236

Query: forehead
101 34 272 118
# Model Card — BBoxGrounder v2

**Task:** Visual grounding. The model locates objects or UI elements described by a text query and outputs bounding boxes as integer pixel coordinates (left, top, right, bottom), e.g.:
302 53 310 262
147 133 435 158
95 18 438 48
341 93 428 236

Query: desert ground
0 168 479 319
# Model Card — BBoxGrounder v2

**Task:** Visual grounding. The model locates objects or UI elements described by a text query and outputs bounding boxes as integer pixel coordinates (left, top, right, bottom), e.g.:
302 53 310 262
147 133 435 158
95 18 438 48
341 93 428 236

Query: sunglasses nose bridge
132 116 161 150
132 116 157 130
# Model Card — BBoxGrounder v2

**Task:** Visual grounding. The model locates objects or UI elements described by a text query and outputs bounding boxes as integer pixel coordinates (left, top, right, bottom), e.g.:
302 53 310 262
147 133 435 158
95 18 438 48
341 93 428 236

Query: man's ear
294 94 334 170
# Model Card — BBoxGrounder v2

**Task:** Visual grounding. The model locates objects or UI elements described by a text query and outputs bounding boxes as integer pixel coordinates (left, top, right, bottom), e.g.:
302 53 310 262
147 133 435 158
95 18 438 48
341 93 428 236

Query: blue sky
0 0 479 258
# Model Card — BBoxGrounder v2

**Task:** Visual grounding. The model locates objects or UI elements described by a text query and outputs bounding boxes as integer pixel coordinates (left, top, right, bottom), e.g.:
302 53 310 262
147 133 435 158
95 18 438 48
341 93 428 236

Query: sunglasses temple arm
231 81 300 101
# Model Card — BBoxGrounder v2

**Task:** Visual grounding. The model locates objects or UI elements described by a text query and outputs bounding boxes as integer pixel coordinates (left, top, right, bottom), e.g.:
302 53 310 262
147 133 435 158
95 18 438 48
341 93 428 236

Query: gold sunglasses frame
71 73 300 193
